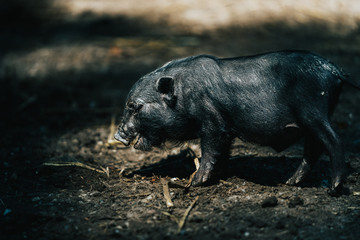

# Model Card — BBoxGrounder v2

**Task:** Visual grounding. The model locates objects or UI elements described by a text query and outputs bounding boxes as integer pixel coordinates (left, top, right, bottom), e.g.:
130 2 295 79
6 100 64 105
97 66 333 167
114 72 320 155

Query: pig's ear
156 77 177 107
157 77 174 94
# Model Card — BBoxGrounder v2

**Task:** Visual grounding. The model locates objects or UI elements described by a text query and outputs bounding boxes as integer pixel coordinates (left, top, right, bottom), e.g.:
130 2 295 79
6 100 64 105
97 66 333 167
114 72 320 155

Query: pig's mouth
114 131 152 151
114 131 132 146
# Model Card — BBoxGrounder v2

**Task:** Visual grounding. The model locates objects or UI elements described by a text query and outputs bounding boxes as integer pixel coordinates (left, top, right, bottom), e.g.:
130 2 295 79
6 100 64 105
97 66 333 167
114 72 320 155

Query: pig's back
214 51 343 143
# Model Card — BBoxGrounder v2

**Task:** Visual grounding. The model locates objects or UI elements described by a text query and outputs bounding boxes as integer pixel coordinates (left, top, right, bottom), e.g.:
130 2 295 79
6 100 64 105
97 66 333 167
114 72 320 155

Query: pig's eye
128 102 143 114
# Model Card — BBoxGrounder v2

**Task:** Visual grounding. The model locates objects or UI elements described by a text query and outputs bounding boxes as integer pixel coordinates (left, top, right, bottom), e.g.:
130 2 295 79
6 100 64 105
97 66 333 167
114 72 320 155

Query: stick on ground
185 158 200 187
161 196 199 234
161 178 174 208
177 196 199 233
43 162 106 174
161 211 180 224
100 166 110 178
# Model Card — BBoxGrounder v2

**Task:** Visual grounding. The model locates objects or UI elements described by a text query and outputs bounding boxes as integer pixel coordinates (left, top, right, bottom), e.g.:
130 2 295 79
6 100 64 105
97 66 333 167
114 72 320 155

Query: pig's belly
266 126 303 152
233 122 303 152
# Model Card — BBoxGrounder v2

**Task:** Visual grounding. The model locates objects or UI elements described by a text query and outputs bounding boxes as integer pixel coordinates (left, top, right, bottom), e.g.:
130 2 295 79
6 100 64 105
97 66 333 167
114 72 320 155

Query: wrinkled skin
115 50 354 195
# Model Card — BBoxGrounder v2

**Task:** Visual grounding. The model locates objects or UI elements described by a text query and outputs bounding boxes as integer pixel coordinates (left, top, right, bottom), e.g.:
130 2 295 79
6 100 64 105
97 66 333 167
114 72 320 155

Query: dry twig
185 158 200 187
161 196 199 234
100 166 110 178
124 192 152 198
161 178 174 208
119 167 126 177
161 211 180 224
220 179 233 186
43 162 106 174
177 196 199 233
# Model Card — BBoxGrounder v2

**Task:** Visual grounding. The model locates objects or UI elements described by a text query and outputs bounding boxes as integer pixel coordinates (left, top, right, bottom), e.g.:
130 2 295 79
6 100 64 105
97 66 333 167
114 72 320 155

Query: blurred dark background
1 2 359 115
2 0 360 143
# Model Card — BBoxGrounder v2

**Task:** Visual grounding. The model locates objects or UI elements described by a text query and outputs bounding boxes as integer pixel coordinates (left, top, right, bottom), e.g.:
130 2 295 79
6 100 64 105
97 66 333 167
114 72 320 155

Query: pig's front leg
192 133 232 186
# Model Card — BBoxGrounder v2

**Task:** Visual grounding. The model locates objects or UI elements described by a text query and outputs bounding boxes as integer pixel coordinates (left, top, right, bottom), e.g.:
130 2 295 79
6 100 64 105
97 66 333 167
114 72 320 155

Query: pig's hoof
328 177 346 196
285 170 307 186
192 172 209 186
285 176 300 186
328 184 343 197
285 178 296 186
192 169 213 186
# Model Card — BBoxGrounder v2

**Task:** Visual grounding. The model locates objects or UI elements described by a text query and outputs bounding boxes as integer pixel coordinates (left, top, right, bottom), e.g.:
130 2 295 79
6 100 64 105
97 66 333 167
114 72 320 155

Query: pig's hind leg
286 136 323 186
289 113 345 195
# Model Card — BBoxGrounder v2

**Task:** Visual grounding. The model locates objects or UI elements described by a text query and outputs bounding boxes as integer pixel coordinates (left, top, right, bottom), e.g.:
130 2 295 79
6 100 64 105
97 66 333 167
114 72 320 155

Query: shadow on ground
130 147 347 189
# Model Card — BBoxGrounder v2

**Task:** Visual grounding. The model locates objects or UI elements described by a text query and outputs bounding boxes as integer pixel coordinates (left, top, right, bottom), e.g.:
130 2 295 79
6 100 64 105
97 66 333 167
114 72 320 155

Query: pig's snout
114 121 138 146
114 129 130 146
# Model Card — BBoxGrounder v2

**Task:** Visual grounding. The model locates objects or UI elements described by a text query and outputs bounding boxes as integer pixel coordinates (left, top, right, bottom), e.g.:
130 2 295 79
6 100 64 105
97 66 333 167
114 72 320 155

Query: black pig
115 50 358 194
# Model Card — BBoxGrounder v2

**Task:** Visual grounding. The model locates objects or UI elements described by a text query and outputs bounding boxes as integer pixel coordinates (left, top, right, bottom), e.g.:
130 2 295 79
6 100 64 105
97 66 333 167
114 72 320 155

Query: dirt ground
1 1 360 239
